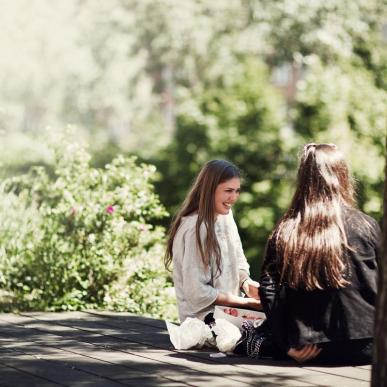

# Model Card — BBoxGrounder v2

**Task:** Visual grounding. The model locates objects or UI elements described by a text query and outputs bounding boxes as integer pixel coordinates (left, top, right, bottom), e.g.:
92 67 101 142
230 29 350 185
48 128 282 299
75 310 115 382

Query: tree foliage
152 59 295 276
372 136 387 386
0 133 176 319
293 58 385 219
0 0 385 311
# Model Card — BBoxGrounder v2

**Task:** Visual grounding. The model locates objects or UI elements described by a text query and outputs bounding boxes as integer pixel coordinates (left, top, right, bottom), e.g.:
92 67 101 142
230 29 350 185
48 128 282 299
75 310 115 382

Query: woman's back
260 207 380 364
261 206 379 349
239 144 381 364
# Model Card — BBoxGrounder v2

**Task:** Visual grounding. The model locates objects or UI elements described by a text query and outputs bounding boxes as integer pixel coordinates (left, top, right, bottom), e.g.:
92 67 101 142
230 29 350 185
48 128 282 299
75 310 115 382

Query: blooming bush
0 136 177 320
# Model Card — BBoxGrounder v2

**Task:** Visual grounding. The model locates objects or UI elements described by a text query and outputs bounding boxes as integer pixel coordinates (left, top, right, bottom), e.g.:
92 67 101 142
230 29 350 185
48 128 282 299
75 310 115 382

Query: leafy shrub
0 135 177 320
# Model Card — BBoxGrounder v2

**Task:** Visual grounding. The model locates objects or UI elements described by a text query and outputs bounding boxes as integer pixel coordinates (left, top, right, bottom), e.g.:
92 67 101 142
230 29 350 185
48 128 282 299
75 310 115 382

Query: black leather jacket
260 206 381 351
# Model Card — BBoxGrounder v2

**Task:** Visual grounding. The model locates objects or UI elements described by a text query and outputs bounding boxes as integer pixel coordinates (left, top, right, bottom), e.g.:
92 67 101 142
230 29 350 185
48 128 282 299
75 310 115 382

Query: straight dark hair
271 143 356 290
164 160 241 274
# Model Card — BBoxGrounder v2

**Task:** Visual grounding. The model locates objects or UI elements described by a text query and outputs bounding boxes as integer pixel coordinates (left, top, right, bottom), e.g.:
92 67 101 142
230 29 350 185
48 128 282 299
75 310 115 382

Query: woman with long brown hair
238 143 380 364
165 159 261 323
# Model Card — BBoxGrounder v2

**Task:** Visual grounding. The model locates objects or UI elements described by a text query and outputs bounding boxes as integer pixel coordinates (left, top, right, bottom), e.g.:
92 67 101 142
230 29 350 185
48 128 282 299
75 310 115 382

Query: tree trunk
372 132 387 387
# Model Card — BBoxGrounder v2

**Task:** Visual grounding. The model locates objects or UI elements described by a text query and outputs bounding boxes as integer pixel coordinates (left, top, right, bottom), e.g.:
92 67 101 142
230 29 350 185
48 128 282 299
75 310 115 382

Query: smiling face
214 177 241 215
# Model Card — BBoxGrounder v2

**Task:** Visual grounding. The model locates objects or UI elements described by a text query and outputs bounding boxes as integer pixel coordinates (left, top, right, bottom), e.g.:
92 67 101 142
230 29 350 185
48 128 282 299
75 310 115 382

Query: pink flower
106 205 114 214
138 223 147 231
70 207 77 215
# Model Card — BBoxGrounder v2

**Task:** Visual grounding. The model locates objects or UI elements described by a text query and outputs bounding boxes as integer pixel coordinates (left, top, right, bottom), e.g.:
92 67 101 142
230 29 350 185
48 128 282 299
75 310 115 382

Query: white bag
166 318 213 350
212 318 242 353
166 317 241 353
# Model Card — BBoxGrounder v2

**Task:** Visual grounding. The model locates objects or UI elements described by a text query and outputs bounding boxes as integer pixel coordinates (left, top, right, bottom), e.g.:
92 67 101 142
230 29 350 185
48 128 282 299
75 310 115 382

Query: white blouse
172 211 250 322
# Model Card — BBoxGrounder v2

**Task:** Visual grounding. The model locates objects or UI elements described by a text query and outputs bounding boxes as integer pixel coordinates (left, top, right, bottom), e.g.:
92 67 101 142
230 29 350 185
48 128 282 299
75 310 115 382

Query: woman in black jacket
237 143 380 364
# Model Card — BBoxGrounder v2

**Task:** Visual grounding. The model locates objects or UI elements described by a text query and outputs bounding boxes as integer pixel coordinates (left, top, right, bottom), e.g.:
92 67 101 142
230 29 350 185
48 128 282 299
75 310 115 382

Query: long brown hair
164 160 241 274
271 143 355 290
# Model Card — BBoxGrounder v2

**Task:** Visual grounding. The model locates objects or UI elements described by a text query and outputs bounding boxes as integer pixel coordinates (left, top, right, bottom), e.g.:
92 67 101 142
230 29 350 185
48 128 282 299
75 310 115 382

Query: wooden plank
0 354 126 387
21 311 170 345
22 310 166 329
47 313 370 382
0 313 371 387
0 319 260 387
303 365 370 382
357 365 372 370
19 312 366 387
85 310 167 329
111 376 190 387
184 353 370 387
0 337 264 387
0 319 190 387
82 311 372 384
0 314 356 387
0 362 62 387
0 337 193 387
77 312 371 375
0 315 313 387
1 313 168 349
1 343 140 383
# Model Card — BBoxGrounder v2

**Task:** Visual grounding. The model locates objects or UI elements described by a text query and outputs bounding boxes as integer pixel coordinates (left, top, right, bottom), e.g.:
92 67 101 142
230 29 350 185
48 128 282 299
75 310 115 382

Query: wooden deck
0 311 371 387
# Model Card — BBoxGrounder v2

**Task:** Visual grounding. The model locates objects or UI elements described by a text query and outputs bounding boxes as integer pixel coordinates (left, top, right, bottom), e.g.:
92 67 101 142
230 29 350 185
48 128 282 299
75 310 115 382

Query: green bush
0 136 177 320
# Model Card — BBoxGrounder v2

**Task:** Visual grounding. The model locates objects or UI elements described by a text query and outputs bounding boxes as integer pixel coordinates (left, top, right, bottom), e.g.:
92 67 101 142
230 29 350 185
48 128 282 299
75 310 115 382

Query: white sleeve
226 210 250 284
180 227 218 314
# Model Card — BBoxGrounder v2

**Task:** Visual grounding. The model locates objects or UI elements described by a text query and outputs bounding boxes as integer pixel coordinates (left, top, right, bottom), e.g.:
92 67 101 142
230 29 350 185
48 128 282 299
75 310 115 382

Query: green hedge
0 135 177 320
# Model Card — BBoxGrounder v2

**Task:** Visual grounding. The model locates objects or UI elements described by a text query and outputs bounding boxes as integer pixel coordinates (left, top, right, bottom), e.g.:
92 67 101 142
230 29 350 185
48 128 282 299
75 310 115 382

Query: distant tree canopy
1 0 385 276
0 132 176 318
151 58 293 272
139 0 386 274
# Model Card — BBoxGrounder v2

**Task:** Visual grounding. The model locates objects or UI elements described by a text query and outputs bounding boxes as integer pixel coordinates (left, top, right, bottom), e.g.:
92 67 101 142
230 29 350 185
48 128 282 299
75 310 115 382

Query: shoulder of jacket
344 207 381 244
344 207 378 227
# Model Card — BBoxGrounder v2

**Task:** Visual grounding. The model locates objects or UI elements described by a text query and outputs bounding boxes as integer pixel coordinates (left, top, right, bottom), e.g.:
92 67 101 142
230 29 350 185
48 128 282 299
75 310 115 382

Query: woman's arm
215 292 261 310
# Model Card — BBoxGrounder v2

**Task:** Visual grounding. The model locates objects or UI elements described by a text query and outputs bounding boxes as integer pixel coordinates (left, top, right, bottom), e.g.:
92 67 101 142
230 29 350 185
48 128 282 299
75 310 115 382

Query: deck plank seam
0 358 66 387
16 312 369 384
0 323 241 387
1 314 359 387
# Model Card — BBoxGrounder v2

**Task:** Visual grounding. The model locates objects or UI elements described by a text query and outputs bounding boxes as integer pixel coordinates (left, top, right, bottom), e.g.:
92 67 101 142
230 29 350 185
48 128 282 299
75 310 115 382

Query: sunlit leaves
0 134 176 319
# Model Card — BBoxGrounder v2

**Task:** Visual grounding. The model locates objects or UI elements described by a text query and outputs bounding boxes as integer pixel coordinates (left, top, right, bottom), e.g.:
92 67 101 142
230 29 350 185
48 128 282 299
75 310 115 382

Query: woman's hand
287 344 322 363
243 297 262 311
242 278 260 300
